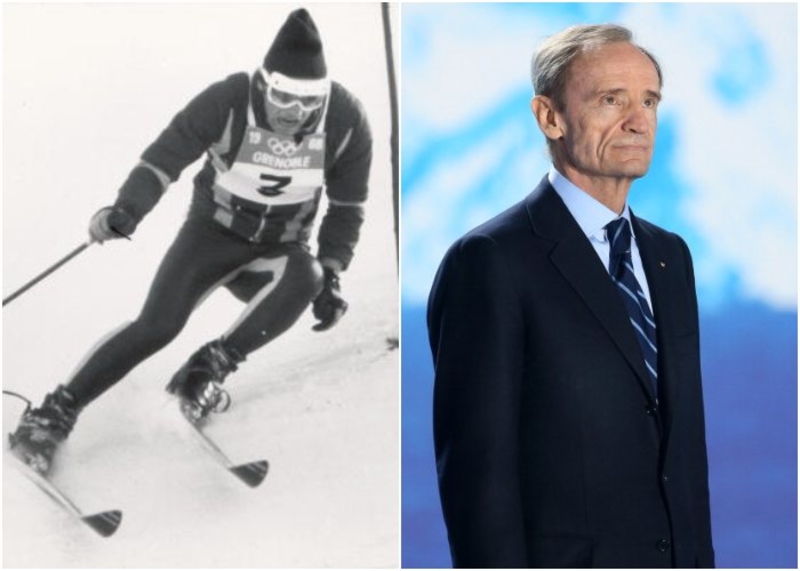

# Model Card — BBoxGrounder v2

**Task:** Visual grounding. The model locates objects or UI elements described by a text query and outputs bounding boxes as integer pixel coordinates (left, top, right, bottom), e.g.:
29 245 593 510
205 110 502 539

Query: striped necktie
605 217 658 392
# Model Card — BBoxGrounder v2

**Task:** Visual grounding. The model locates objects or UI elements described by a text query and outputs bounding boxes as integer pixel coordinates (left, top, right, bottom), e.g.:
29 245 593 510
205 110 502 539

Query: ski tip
230 460 269 488
82 509 123 537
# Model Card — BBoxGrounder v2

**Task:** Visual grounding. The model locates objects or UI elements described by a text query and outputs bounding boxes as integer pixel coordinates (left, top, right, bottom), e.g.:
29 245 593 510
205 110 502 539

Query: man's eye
602 95 617 105
644 98 658 109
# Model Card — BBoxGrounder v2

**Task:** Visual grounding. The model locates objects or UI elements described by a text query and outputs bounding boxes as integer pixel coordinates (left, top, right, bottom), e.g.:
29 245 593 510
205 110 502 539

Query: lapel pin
659 261 666 268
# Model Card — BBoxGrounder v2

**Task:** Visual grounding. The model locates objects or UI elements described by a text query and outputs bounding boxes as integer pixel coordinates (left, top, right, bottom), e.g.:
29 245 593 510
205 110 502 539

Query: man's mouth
614 139 650 151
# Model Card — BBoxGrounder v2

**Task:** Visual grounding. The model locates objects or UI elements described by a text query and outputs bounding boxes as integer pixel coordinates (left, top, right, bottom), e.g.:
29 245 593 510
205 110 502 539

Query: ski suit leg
65 218 266 407
222 244 324 357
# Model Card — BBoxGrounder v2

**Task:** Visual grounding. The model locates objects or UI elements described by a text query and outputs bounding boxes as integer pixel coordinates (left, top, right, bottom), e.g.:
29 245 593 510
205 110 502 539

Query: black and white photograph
3 3 399 567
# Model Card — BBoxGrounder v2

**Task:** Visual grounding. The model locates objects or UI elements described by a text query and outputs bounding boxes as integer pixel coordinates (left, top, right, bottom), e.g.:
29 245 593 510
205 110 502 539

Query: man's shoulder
329 81 364 111
441 198 532 269
633 213 690 249
210 72 251 99
327 81 369 130
223 71 251 86
631 213 697 277
634 214 668 235
452 178 553 248
185 72 250 113
465 201 529 242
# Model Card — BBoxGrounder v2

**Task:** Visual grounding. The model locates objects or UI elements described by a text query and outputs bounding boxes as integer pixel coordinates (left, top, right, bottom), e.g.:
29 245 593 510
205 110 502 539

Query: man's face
554 42 661 183
264 84 326 136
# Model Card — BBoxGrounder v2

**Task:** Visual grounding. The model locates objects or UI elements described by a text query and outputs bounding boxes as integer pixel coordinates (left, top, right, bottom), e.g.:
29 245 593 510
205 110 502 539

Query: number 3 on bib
258 174 292 197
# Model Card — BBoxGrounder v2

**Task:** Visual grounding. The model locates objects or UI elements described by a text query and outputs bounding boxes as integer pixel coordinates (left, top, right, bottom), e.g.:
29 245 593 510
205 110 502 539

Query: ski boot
166 339 244 422
8 385 80 475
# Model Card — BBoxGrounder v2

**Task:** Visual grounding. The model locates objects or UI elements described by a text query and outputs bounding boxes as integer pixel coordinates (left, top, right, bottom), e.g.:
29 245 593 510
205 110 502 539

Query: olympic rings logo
267 137 299 156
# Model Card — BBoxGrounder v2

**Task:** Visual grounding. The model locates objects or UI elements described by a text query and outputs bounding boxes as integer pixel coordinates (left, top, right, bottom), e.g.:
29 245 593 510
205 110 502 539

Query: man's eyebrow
645 89 663 101
591 87 663 101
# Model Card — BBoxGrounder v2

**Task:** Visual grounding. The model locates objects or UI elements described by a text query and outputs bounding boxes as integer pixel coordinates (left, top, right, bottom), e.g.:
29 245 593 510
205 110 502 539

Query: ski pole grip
3 241 92 307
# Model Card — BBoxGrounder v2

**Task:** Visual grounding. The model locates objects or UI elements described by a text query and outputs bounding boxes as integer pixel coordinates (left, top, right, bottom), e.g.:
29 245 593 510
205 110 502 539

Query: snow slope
2 4 399 567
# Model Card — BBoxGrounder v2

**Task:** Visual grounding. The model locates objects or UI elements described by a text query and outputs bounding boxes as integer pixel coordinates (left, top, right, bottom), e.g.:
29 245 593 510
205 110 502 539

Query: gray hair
531 24 663 111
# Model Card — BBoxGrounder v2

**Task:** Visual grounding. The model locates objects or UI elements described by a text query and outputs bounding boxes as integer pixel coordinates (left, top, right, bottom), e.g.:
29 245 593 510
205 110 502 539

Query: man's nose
622 104 651 134
285 102 308 118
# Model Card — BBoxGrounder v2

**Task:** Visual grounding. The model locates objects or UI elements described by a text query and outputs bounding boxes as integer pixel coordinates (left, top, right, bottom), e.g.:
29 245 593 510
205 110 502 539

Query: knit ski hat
263 9 327 80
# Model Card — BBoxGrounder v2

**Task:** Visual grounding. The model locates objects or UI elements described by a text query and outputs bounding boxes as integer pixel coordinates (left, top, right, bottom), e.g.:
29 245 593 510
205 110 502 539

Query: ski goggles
260 69 329 112
267 86 326 112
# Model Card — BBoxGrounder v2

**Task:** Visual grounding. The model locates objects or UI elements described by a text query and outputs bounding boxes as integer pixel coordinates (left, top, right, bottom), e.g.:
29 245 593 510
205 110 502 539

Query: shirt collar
548 166 633 242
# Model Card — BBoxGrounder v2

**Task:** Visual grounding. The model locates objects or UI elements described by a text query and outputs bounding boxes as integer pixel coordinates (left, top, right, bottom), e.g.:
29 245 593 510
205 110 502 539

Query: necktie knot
605 217 632 278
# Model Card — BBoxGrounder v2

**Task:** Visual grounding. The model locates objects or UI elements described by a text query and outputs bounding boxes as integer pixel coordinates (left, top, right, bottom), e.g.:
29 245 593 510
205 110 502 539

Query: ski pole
381 2 399 269
3 240 93 307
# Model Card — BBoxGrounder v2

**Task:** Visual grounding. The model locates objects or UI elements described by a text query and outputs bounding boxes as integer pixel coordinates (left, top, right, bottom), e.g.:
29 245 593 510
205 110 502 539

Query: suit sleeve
677 236 715 568
428 234 528 568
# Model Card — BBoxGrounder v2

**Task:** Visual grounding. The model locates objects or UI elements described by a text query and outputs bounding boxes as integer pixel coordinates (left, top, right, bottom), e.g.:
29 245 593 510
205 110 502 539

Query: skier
9 8 372 475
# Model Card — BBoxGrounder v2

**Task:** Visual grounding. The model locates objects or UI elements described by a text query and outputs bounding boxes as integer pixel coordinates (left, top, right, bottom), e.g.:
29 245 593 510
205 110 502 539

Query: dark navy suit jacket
428 178 714 568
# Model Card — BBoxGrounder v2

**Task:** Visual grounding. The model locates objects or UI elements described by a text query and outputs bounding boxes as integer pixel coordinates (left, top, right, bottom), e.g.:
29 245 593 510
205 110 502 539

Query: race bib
214 126 325 206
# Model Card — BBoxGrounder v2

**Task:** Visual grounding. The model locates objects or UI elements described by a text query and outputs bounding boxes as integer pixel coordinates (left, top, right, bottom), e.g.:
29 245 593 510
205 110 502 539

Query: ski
180 407 269 488
9 455 123 537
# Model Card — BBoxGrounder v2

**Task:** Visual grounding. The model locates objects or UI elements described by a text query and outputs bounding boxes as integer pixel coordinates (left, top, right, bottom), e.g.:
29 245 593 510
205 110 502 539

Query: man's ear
530 95 564 141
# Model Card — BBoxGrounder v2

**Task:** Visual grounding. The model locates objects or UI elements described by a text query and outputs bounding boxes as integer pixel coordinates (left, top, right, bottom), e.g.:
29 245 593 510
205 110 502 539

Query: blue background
400 3 797 568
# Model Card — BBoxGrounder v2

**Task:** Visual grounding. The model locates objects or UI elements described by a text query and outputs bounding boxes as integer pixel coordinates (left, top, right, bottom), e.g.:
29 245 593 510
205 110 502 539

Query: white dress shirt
548 167 654 313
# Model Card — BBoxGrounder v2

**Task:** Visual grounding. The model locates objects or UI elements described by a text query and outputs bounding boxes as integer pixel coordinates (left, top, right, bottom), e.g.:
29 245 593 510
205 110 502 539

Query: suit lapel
525 181 657 402
631 215 678 436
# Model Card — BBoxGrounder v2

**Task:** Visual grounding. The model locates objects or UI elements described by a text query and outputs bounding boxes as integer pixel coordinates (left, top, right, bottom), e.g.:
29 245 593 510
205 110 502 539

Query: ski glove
312 268 348 332
89 206 136 243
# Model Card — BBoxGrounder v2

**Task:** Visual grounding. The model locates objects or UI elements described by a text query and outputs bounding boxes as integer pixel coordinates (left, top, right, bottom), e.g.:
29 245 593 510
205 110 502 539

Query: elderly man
10 8 372 476
428 24 714 568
